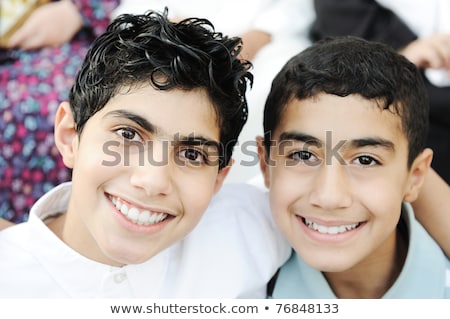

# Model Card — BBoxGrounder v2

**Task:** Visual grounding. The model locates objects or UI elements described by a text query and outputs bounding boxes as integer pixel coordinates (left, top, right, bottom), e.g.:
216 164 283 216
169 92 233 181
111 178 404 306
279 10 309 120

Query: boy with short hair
258 36 450 298
0 10 289 298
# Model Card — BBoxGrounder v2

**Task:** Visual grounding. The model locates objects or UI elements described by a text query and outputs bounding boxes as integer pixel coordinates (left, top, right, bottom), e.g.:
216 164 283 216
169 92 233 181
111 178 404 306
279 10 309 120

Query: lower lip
106 194 173 235
297 216 364 244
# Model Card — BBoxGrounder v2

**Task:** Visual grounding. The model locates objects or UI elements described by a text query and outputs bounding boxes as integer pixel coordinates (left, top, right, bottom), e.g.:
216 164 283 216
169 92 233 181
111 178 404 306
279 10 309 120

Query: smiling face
259 93 431 272
54 84 229 266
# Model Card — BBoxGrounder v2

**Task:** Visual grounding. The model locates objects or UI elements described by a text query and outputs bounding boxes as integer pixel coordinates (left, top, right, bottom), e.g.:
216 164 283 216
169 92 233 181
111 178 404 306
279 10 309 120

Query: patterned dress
0 0 120 223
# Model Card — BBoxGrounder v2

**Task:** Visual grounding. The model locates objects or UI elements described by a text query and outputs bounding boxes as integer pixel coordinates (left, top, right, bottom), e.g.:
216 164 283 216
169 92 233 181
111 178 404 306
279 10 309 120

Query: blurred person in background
0 0 119 225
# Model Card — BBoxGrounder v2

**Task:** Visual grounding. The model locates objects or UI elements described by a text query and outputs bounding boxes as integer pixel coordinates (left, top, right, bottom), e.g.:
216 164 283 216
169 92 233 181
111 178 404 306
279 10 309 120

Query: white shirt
0 182 290 298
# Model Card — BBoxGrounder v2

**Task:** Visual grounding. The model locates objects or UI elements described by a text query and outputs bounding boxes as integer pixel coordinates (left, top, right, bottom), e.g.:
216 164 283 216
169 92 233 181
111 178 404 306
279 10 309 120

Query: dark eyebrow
278 132 395 152
104 110 220 150
349 137 395 151
278 131 323 148
104 110 156 133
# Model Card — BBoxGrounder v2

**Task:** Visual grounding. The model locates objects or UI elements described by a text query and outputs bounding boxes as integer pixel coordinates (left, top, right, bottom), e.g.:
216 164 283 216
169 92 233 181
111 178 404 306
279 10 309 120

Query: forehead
274 93 406 146
95 84 219 139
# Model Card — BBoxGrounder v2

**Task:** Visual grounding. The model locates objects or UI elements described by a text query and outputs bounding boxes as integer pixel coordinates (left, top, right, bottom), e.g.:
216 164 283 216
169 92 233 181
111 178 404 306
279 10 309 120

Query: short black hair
70 9 253 169
263 36 429 166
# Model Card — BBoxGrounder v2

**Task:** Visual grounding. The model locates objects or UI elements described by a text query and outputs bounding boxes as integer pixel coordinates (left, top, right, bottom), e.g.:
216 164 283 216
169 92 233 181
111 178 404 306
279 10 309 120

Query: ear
256 136 271 188
54 102 78 169
212 160 233 194
403 148 433 202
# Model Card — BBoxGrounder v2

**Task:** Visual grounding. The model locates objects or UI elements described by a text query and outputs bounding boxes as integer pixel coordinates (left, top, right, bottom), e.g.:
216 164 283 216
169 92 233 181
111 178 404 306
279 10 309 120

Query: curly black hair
69 9 253 169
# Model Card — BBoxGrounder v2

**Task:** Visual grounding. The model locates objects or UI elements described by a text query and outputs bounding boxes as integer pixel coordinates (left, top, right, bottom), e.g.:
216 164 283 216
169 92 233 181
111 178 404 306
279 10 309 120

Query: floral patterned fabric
0 0 120 223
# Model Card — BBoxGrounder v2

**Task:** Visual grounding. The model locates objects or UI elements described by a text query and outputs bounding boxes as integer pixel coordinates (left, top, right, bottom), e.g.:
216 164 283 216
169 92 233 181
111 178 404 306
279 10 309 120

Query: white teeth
304 218 359 234
128 207 139 221
120 204 128 216
138 211 150 225
110 195 169 226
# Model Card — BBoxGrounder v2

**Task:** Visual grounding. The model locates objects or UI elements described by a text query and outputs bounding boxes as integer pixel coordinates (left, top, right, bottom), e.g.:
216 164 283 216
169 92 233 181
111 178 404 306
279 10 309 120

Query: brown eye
354 155 379 166
290 151 312 161
289 150 319 163
116 128 143 143
178 148 206 164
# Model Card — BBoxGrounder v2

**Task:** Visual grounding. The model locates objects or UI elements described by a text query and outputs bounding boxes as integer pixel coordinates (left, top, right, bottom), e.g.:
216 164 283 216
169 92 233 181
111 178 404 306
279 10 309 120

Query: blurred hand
7 0 83 50
399 33 450 72
0 218 14 230
239 29 271 61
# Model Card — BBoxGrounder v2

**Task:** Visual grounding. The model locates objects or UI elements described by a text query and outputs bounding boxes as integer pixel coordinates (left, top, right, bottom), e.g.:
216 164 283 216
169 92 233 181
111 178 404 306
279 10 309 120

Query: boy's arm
0 218 14 230
412 168 450 258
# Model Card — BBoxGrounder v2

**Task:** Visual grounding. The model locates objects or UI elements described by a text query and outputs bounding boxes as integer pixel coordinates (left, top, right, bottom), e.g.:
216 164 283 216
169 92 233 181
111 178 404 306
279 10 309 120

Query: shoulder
0 221 31 251
446 263 450 297
205 182 270 220
0 184 71 275
0 231 64 297
401 203 449 297
0 222 43 293
178 183 290 297
403 203 446 259
0 183 71 260
199 182 277 235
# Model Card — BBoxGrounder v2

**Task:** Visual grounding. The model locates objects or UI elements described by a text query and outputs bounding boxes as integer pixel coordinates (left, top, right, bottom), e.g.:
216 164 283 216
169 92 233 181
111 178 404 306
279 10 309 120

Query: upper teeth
304 218 359 234
110 196 168 226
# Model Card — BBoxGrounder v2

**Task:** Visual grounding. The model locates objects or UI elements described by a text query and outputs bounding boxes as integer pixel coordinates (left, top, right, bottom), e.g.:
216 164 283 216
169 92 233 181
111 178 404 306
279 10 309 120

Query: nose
308 162 352 210
129 140 173 196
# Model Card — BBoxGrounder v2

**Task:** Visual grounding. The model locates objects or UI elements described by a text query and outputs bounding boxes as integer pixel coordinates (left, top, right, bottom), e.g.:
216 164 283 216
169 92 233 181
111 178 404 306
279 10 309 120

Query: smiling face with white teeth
258 93 432 273
52 84 229 266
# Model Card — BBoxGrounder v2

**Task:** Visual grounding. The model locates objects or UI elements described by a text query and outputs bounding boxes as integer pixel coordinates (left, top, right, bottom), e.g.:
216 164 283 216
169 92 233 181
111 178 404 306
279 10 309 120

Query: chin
316 263 352 273
113 253 154 266
104 245 158 266
301 251 356 273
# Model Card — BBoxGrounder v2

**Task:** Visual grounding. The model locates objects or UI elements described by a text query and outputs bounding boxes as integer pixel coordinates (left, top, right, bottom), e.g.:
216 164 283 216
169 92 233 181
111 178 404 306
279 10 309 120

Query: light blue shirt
272 203 450 298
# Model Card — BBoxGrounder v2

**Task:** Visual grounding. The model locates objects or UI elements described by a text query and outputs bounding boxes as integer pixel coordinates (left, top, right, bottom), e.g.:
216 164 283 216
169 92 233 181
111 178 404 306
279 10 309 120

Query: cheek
175 170 219 218
73 144 122 185
360 168 408 202
353 174 406 226
269 164 307 199
268 170 301 224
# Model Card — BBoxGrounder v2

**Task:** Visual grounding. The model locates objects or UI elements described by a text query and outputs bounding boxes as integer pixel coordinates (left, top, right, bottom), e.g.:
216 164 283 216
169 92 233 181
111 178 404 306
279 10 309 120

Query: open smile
108 194 171 226
302 217 363 235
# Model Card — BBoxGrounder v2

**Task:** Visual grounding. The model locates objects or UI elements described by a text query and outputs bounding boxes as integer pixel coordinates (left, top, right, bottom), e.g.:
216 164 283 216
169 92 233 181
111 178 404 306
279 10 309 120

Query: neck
324 224 408 298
